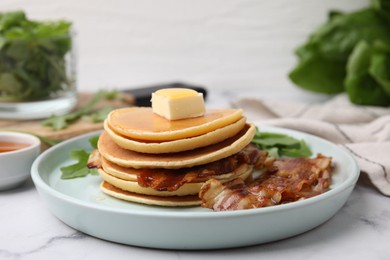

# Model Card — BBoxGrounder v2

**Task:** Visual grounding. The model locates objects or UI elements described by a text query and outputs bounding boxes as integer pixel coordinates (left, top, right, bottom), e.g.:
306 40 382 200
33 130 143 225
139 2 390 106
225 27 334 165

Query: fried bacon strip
87 144 269 192
87 149 102 169
137 144 268 191
199 154 332 211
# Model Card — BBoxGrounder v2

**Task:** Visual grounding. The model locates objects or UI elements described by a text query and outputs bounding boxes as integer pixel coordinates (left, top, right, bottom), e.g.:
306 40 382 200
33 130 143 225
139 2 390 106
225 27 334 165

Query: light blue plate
31 126 359 250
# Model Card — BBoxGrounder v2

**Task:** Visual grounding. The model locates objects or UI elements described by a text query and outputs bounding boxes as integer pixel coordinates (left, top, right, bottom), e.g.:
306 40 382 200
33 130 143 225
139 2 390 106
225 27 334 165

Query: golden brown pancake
104 117 247 154
96 103 261 207
100 181 201 207
106 107 243 141
98 123 256 169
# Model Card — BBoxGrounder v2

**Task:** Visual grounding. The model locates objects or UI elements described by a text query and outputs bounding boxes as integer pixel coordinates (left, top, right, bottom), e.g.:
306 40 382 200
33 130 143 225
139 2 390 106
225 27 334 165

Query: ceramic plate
31 126 359 250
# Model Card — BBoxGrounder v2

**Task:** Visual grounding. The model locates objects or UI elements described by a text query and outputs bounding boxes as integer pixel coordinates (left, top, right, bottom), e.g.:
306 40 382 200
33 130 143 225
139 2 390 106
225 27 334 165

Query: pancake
100 181 201 207
94 97 261 207
98 123 256 169
106 107 243 141
104 117 247 154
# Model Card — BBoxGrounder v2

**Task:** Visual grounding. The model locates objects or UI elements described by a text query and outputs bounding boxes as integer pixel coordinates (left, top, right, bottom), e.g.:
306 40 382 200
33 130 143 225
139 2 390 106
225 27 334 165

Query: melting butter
151 88 205 120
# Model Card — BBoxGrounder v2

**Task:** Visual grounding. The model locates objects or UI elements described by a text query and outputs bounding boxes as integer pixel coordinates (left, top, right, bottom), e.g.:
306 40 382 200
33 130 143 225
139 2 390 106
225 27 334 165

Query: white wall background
2 0 369 93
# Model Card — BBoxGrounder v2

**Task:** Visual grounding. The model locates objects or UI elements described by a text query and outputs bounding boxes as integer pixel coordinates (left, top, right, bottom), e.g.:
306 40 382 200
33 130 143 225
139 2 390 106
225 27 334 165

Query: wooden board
0 92 134 146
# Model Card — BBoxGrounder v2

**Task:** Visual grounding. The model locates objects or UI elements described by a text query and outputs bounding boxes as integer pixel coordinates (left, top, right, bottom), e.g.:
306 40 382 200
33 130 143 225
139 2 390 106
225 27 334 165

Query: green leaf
373 0 390 24
60 149 98 179
59 135 100 179
252 135 300 147
280 140 312 158
345 40 390 106
289 50 346 94
289 6 390 105
251 129 312 158
89 106 113 123
262 147 279 158
0 11 26 32
89 135 99 149
0 72 23 101
369 43 390 96
41 115 68 130
41 90 118 130
0 10 72 101
35 135 62 147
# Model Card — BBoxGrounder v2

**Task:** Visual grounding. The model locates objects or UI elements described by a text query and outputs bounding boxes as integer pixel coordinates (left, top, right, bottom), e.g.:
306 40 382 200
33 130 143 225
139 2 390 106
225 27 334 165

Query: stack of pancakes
96 106 259 206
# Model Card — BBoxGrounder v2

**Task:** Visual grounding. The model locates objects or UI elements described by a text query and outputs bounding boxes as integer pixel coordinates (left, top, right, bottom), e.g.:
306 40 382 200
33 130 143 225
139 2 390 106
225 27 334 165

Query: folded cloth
232 94 390 196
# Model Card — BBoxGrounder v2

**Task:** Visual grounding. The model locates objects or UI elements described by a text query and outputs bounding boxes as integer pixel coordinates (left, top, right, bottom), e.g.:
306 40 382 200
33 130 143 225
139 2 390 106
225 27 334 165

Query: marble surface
1 89 390 260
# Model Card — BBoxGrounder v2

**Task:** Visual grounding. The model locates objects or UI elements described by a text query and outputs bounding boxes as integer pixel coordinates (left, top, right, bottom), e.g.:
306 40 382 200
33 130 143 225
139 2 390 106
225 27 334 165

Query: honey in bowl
0 141 30 153
0 132 41 191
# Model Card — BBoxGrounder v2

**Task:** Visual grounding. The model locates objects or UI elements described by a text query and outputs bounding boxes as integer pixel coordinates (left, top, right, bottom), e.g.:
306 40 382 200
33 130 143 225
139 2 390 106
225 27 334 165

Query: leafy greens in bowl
0 11 73 102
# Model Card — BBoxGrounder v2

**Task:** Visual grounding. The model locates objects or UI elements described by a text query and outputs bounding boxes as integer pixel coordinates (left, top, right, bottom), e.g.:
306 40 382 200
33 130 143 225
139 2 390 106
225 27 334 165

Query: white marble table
1 88 389 260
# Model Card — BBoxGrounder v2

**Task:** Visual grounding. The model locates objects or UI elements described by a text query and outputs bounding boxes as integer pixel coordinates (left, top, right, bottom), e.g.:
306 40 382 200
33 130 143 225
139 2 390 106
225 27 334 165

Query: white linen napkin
232 94 390 196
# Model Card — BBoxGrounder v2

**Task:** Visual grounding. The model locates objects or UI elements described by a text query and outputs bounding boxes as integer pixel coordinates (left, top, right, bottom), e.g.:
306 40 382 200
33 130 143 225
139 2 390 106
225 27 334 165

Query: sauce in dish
0 141 30 153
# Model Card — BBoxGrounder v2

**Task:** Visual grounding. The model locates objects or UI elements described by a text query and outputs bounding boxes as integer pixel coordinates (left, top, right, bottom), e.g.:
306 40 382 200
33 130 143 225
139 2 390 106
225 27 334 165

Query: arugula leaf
0 11 73 102
60 136 99 179
35 135 62 147
89 106 113 123
42 90 117 130
252 132 300 147
60 149 98 179
251 129 312 158
280 140 312 158
261 147 280 158
89 135 99 149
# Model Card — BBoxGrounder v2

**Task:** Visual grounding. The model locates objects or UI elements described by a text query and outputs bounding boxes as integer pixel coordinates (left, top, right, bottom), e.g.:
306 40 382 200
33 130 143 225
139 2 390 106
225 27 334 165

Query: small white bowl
0 132 41 191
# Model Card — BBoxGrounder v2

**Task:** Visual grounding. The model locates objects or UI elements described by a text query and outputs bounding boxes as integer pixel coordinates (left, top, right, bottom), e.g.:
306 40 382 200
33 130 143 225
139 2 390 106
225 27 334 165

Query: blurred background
1 0 368 93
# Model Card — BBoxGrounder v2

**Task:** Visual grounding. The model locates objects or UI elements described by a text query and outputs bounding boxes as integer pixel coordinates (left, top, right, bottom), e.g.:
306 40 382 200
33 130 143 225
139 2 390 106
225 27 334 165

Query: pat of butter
151 88 205 120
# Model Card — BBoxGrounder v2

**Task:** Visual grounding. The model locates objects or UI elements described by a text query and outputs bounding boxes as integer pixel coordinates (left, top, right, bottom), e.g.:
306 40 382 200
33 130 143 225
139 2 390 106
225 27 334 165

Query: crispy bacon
199 154 332 211
87 149 102 169
97 144 268 192
138 144 268 191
